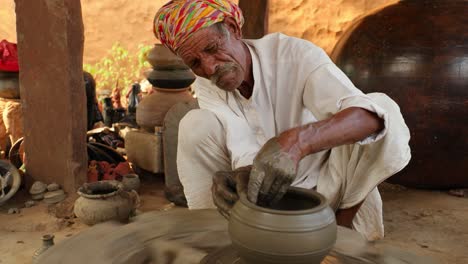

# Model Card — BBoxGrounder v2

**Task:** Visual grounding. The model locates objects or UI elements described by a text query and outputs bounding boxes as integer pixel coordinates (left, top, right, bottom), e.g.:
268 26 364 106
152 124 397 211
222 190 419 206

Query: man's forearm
277 107 385 162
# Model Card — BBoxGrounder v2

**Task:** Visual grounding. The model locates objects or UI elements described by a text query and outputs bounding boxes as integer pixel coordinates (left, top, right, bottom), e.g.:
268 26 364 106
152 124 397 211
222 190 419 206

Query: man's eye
205 44 217 53
190 60 200 68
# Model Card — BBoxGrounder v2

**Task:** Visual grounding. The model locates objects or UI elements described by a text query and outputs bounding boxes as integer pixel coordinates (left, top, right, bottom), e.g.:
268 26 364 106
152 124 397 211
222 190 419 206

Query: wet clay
248 139 297 205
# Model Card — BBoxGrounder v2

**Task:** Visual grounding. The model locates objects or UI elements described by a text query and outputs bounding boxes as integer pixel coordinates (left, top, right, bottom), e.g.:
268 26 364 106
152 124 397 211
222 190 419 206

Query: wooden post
238 0 269 39
14 0 87 193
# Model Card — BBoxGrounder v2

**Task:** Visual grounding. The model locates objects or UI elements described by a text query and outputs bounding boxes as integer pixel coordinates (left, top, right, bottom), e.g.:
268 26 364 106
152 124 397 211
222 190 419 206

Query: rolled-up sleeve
302 63 388 145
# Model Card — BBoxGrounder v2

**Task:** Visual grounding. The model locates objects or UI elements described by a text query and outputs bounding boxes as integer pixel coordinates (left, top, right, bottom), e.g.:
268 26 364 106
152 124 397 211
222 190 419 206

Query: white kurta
177 33 411 240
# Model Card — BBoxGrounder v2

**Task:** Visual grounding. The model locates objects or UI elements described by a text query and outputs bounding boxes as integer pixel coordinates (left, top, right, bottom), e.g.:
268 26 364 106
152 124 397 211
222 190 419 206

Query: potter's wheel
200 245 244 264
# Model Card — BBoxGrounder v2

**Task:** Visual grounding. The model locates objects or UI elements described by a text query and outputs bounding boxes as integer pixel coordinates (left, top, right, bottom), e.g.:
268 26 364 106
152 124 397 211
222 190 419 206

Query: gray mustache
210 63 238 85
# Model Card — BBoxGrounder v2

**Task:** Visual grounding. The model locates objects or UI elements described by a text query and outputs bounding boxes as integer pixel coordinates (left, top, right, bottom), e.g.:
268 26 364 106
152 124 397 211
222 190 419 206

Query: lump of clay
30 181 47 194
47 183 60 192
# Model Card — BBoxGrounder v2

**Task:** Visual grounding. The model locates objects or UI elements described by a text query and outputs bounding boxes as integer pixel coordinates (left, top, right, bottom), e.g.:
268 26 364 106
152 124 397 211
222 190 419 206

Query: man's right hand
212 166 251 219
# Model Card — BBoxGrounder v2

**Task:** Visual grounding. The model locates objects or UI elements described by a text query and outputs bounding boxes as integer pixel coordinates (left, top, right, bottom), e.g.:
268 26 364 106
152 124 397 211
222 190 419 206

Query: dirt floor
1 178 467 264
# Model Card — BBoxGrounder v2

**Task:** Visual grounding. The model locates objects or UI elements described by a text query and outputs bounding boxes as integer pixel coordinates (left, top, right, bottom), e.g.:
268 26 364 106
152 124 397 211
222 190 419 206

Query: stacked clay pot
136 44 196 132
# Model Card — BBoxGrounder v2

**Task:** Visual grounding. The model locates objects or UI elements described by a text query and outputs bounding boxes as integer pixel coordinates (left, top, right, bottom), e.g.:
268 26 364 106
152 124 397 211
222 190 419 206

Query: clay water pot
0 71 20 99
229 187 336 264
74 181 138 226
146 44 188 70
136 87 195 131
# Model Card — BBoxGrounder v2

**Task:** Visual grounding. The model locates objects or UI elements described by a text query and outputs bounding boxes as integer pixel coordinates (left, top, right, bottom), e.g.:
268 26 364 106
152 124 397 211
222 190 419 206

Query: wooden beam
15 0 87 193
238 0 269 39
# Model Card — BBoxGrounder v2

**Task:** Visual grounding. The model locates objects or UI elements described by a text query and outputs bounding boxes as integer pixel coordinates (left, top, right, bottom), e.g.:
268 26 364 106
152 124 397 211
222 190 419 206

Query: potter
154 0 410 240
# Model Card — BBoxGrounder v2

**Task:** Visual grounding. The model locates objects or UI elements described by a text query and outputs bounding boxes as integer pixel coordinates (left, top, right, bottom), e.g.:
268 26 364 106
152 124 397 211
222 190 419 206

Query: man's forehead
176 26 220 57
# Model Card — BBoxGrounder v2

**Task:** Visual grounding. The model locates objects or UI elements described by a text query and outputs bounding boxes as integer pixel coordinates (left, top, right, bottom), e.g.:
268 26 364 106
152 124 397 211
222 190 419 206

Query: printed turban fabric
154 0 244 52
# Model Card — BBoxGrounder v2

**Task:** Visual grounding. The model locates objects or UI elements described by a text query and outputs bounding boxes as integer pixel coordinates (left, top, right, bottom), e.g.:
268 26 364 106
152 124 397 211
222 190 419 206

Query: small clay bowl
229 187 337 264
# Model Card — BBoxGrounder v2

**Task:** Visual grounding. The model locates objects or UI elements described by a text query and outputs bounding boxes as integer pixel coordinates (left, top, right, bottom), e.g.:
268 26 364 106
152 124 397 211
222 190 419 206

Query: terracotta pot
146 44 189 70
229 187 336 264
0 71 20 99
145 69 196 89
122 174 140 192
136 87 195 130
74 181 138 226
331 0 468 188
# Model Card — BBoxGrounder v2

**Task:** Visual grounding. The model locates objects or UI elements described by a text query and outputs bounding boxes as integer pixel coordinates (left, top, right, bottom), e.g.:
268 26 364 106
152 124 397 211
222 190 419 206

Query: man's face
176 24 245 92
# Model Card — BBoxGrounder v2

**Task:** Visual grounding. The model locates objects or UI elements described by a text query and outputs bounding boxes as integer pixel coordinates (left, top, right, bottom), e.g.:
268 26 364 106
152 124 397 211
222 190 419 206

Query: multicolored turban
154 0 244 52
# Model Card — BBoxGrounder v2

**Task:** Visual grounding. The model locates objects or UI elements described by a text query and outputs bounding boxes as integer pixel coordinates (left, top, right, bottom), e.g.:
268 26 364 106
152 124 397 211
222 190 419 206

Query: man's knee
179 109 223 147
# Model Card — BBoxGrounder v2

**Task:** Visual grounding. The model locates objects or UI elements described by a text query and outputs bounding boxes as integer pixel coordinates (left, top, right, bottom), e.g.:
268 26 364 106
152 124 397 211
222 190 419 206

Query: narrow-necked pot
228 187 337 264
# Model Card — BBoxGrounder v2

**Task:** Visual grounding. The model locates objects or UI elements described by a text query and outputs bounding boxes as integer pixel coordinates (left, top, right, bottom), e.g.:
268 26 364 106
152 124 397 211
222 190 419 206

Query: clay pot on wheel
74 181 138 225
229 187 336 264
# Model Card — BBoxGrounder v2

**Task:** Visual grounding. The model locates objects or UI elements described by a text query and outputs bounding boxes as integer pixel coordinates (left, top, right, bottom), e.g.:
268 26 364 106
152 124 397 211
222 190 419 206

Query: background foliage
84 43 152 99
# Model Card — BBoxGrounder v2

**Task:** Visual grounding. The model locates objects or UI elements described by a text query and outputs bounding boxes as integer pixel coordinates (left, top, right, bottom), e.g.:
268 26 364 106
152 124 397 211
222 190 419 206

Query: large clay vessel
229 187 336 264
136 87 195 131
331 0 468 188
74 181 137 225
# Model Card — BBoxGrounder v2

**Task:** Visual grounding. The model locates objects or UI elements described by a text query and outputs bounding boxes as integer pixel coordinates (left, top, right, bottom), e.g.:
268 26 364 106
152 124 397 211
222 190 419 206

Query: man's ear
223 17 242 39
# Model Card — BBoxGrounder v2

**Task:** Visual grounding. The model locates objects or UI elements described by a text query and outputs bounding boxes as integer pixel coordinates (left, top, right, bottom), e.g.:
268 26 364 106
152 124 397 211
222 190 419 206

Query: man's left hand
212 166 251 219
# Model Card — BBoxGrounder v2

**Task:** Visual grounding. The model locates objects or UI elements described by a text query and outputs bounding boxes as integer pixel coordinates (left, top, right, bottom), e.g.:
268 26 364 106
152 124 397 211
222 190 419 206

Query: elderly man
154 0 410 240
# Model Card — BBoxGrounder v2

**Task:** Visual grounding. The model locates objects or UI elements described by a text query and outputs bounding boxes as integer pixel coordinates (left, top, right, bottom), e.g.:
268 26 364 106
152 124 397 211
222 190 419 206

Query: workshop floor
1 178 467 264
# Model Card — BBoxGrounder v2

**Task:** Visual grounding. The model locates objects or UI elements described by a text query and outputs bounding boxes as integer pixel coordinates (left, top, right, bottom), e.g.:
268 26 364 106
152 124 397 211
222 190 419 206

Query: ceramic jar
229 187 337 264
145 69 196 89
136 87 195 131
146 44 188 70
331 0 468 188
74 181 138 226
0 71 20 99
122 174 140 192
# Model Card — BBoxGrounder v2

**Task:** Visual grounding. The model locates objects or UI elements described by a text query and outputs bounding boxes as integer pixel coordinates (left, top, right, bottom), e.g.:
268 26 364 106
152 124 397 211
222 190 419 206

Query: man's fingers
247 166 264 204
211 184 233 220
258 172 284 206
213 172 239 203
270 180 291 205
234 168 251 193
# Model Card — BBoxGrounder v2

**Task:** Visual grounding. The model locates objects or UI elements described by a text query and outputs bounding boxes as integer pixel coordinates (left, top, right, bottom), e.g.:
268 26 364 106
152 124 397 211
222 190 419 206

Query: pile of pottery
136 44 196 132
29 181 66 204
